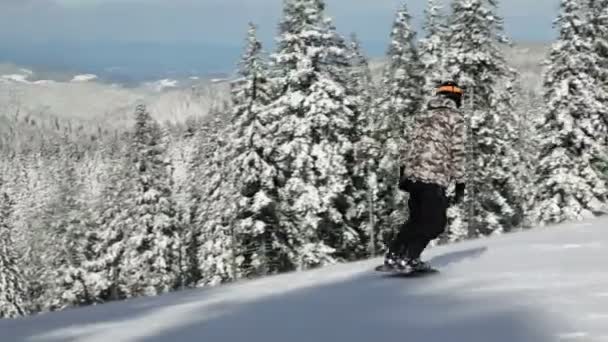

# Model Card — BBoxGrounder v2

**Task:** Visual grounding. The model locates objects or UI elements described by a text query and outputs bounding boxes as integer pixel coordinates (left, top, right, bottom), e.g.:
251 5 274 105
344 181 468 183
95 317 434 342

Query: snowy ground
3 217 608 342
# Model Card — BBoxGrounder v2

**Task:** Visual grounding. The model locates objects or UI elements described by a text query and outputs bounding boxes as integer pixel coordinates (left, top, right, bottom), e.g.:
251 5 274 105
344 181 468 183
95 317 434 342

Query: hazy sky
0 0 560 78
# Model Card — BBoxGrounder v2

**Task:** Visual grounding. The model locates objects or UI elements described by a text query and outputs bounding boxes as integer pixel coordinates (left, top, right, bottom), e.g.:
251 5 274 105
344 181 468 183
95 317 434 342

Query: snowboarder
384 81 467 272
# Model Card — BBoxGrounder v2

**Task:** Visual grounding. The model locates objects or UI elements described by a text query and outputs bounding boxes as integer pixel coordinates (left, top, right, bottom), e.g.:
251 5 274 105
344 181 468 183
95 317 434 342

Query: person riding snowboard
384 81 467 272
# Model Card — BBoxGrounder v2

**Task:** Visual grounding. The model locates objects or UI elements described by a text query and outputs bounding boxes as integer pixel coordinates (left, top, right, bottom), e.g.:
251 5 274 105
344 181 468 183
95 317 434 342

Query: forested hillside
1 0 606 318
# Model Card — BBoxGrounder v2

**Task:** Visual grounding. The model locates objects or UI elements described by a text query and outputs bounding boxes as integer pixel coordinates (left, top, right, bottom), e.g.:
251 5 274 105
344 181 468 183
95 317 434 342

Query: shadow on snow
3 246 570 342
149 246 564 342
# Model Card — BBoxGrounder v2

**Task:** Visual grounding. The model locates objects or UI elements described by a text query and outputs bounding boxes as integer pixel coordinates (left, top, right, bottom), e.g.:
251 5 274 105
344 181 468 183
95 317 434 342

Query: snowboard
375 264 439 277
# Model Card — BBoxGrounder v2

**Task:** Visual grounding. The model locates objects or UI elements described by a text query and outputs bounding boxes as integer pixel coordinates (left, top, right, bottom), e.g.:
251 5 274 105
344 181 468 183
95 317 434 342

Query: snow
211 78 229 83
19 69 33 75
2 74 30 83
3 217 608 341
143 79 179 92
70 74 98 83
32 80 57 85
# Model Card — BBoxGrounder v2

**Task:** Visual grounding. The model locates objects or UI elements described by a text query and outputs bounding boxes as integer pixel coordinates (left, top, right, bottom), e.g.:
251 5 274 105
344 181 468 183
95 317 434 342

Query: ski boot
404 258 433 273
383 251 405 270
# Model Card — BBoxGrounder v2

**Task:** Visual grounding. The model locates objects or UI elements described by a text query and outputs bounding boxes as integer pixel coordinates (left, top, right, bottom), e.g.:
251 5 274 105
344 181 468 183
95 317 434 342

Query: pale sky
0 0 560 79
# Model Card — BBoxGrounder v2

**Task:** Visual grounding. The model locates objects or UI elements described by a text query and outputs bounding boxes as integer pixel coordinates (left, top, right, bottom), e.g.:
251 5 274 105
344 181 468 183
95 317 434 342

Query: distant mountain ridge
1 42 548 88
0 61 231 89
0 42 548 131
0 41 239 85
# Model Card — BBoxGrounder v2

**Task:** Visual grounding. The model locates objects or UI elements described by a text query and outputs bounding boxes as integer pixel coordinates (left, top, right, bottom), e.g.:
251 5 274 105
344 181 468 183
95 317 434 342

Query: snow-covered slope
3 217 608 342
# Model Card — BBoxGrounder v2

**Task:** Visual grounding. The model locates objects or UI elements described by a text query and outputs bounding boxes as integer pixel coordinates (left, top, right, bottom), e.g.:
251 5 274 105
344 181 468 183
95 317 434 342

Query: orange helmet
435 81 464 108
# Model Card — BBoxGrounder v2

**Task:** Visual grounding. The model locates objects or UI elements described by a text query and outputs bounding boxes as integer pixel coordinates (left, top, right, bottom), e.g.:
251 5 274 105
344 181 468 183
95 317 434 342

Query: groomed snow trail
2 217 608 342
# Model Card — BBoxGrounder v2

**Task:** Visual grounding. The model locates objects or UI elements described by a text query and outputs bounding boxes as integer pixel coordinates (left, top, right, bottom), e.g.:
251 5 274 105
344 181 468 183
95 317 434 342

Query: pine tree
11 152 57 313
85 137 133 301
169 116 215 288
221 23 285 278
377 3 424 134
0 191 28 318
588 0 608 86
196 25 279 285
164 134 193 290
586 0 608 176
187 121 216 287
373 3 424 247
443 0 521 239
519 89 547 228
348 33 382 256
0 154 38 309
121 104 183 297
164 121 210 289
196 114 242 286
419 0 448 95
266 0 361 269
531 0 608 225
45 141 97 311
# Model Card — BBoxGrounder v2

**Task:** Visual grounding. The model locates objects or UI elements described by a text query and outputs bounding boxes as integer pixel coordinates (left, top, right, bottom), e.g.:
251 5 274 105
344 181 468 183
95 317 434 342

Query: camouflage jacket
400 96 466 188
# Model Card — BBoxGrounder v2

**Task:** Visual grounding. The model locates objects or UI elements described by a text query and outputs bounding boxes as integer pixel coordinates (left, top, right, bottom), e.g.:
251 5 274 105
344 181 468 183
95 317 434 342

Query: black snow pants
389 179 449 260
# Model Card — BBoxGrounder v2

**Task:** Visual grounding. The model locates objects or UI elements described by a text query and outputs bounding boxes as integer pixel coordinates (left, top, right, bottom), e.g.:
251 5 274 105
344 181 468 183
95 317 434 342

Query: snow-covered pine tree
493 72 528 230
0 190 28 318
165 115 215 288
266 0 362 269
219 23 285 279
348 33 375 98
373 3 424 247
45 141 97 311
586 0 608 176
196 113 243 286
347 33 382 257
419 0 448 96
443 0 521 239
187 121 217 287
164 136 191 290
531 0 608 225
196 24 279 285
121 104 183 297
376 2 424 143
519 89 547 229
10 153 57 313
588 0 608 87
0 154 37 310
164 121 205 289
85 136 133 301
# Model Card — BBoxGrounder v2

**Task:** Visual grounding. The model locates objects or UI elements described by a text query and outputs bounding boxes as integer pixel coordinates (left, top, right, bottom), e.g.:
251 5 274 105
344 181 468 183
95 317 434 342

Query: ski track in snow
2 217 608 342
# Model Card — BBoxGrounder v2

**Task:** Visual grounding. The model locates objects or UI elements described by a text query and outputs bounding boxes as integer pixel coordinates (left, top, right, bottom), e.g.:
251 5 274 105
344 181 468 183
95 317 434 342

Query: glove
399 177 412 192
453 183 465 204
